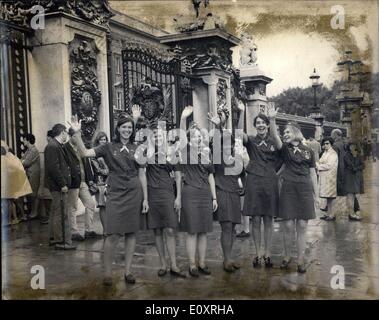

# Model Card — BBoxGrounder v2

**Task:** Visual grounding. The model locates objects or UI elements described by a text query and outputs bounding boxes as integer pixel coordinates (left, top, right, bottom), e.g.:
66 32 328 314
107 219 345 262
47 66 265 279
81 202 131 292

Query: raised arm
267 102 283 150
236 101 248 144
180 105 193 132
131 104 142 125
69 115 96 158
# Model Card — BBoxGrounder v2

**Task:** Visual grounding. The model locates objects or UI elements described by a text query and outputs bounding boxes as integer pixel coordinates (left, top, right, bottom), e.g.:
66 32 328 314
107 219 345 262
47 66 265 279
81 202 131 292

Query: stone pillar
27 13 110 152
240 68 272 135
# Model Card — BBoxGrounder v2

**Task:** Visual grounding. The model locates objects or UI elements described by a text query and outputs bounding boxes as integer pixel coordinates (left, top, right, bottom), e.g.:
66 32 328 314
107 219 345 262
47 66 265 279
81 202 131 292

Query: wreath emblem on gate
130 78 167 127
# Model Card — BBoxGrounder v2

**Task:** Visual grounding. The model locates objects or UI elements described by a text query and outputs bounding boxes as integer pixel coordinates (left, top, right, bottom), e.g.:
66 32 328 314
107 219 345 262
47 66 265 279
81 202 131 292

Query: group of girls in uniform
68 99 318 286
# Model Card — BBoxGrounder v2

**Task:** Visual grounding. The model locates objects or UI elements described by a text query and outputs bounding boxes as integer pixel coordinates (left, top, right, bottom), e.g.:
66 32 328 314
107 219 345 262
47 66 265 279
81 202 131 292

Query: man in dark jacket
64 129 99 241
44 124 76 250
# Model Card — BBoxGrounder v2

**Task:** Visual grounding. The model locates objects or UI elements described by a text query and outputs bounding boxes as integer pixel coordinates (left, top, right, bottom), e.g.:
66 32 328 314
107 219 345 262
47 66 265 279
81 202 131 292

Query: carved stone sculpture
69 36 101 142
239 32 258 67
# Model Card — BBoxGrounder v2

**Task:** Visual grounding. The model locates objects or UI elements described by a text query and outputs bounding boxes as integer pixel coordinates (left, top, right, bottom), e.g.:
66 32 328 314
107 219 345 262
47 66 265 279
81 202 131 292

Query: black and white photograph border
1 0 379 301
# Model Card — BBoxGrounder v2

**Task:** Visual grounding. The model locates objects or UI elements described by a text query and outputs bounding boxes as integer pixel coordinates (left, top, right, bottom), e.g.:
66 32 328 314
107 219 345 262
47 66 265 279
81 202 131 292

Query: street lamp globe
310 68 320 88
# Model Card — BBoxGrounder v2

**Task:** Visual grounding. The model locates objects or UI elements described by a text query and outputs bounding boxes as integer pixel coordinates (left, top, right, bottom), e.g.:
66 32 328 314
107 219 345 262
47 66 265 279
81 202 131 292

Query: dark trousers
50 191 72 245
354 195 360 213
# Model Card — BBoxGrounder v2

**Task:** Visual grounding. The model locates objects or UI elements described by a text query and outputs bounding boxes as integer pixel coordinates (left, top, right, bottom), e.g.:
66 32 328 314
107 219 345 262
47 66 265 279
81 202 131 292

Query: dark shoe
103 277 113 287
124 273 136 284
223 263 235 273
198 265 211 275
320 215 328 220
236 231 250 238
40 218 49 225
55 243 76 250
85 231 101 238
72 233 85 241
157 269 167 277
231 262 241 270
324 216 336 221
189 267 199 277
170 269 187 278
297 264 307 273
252 256 261 268
49 240 62 246
263 256 273 268
280 258 292 270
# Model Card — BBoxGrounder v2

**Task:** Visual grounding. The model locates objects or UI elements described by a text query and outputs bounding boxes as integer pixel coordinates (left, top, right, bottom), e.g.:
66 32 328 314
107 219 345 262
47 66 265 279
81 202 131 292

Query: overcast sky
110 0 379 97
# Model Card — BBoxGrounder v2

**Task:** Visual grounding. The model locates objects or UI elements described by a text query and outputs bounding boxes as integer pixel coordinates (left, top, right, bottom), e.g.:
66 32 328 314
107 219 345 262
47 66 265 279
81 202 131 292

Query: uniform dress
179 145 214 234
344 152 364 195
278 143 316 220
94 142 143 235
146 151 179 229
214 162 241 224
243 135 279 217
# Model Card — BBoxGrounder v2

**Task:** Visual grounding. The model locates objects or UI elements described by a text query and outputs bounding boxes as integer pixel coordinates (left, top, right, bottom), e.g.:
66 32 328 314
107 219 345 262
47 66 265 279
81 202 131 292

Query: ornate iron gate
121 44 192 130
0 24 31 158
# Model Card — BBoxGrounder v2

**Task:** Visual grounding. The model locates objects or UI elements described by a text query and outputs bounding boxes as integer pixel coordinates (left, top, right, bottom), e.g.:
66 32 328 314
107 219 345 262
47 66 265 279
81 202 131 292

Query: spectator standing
344 143 364 221
331 129 346 197
21 134 41 219
306 135 322 163
317 137 338 221
90 131 110 234
64 129 99 241
44 124 76 250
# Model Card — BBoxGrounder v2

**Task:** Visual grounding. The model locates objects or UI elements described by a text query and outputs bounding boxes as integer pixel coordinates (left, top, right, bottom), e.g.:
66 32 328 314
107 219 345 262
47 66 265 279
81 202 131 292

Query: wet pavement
2 162 379 300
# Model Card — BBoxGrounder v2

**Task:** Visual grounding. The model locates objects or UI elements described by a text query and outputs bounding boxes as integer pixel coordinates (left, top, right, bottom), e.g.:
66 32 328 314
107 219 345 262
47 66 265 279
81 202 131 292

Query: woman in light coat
317 137 338 221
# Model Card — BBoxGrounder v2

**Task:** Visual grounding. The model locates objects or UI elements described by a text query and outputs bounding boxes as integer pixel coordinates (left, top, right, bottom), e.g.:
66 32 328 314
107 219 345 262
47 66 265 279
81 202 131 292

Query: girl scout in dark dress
142 124 186 278
237 101 279 268
269 109 318 274
70 115 149 286
179 106 218 277
207 109 243 272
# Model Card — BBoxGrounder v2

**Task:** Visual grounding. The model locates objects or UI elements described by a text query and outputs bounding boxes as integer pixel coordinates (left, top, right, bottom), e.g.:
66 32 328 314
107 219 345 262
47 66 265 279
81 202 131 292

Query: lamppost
309 68 324 141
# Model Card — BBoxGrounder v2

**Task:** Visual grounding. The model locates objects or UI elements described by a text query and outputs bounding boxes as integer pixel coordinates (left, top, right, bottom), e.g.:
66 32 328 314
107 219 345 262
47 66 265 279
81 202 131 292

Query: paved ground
2 162 379 300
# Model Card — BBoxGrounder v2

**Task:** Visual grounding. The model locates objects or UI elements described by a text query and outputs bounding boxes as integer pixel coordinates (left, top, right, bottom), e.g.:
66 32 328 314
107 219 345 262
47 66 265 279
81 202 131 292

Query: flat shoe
157 269 167 277
263 256 273 268
198 265 211 275
280 258 292 270
189 267 199 278
252 256 261 268
231 262 241 270
170 269 187 278
324 216 336 221
223 263 235 273
297 264 307 273
124 273 136 284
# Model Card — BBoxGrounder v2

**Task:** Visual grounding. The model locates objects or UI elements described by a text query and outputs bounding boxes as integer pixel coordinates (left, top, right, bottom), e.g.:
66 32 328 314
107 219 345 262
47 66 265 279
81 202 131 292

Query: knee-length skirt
147 186 178 229
105 177 143 235
180 184 213 234
278 178 315 220
243 174 279 217
214 188 241 224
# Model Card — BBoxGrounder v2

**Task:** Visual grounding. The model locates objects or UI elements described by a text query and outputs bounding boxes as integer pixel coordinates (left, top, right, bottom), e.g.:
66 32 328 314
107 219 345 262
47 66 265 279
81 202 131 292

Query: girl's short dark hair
253 113 270 127
24 133 36 145
114 115 135 143
51 124 67 138
321 137 334 146
92 131 108 148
